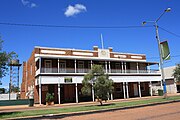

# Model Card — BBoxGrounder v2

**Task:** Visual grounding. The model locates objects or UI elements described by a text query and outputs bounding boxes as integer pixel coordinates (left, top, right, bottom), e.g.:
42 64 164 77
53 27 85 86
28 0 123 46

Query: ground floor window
115 84 122 92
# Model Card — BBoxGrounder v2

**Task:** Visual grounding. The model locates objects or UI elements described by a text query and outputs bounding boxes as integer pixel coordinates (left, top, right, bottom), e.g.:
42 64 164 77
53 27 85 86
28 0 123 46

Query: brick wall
20 49 38 102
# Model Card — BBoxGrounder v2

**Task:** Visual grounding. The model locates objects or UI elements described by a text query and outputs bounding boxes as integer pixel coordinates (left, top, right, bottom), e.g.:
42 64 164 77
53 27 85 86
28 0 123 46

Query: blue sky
0 0 180 89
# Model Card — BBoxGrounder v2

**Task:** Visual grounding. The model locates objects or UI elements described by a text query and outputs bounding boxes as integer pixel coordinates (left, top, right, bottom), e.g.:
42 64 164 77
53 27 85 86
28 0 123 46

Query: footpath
0 93 180 113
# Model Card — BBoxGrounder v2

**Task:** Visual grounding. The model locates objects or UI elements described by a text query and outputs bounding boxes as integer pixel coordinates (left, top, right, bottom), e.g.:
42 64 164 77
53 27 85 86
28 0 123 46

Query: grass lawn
1 95 180 119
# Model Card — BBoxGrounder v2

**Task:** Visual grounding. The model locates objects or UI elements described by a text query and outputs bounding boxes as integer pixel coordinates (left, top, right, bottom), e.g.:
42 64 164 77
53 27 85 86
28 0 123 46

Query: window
59 61 66 73
115 63 121 73
115 84 122 92
78 61 84 73
45 60 52 73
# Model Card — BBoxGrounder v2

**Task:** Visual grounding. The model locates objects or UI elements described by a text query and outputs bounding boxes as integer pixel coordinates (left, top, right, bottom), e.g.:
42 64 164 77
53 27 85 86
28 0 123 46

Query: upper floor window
45 60 52 73
78 61 84 73
115 63 121 73
59 61 66 73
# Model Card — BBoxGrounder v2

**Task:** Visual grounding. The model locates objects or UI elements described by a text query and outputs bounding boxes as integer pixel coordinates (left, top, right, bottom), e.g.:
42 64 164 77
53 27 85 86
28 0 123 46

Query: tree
173 64 180 82
82 65 114 105
0 36 17 79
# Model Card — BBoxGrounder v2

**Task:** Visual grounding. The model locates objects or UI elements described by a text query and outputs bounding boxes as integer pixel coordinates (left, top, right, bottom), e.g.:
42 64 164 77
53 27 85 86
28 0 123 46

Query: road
36 102 180 120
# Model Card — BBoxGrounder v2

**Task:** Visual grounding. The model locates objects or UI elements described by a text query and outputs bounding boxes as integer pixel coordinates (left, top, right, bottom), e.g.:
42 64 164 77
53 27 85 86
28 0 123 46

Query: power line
158 26 180 38
0 22 153 29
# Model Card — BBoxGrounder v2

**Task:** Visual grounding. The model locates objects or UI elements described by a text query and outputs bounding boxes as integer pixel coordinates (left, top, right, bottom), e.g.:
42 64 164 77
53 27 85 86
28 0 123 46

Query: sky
0 0 180 89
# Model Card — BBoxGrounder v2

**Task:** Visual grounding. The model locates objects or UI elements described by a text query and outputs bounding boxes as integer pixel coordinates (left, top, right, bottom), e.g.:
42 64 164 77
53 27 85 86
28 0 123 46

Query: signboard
160 41 170 61
98 49 110 58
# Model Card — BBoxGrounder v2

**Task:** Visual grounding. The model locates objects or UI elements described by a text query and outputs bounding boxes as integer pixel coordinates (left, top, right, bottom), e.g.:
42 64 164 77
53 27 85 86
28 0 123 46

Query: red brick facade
20 46 159 104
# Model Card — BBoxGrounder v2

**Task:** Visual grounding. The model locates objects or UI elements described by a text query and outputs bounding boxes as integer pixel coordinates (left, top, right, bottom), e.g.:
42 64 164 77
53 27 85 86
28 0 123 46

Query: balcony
37 67 160 75
40 68 91 74
126 69 159 74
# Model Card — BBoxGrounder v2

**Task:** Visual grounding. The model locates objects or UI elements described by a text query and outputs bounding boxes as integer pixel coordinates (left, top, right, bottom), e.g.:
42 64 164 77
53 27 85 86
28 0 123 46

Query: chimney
93 46 98 51
108 47 113 52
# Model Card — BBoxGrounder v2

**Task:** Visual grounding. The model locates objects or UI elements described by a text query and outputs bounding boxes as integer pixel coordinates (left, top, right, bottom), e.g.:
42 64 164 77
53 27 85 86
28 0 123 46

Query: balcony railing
39 68 160 74
126 69 159 74
77 68 91 73
111 69 122 73
41 68 58 73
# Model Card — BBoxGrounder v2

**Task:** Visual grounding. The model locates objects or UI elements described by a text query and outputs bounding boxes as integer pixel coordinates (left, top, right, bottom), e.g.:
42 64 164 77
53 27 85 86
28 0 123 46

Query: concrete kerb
0 95 162 109
6 99 180 120
0 95 160 113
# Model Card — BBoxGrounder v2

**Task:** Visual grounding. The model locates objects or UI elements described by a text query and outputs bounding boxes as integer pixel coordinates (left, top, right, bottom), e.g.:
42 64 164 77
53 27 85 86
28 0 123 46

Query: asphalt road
24 101 180 120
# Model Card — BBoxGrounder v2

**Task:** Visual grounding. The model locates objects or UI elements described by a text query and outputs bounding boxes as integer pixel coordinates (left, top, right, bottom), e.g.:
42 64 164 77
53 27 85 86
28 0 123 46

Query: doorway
133 83 138 96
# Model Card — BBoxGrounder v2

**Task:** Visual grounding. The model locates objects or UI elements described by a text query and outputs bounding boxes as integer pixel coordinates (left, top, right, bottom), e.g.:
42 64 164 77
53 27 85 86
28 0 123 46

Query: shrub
46 93 54 102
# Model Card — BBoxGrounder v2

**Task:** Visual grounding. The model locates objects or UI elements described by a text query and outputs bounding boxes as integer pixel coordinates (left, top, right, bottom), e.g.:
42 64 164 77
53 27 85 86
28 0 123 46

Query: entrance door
59 62 66 73
63 84 76 103
133 83 138 96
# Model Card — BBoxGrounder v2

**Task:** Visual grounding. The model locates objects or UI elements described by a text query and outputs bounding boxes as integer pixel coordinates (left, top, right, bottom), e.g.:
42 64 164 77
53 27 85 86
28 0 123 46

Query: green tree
82 65 114 105
0 36 17 79
173 64 180 82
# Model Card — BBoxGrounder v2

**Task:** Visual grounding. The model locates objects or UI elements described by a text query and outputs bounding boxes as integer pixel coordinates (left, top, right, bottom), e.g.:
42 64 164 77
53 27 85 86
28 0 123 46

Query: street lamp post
142 8 171 97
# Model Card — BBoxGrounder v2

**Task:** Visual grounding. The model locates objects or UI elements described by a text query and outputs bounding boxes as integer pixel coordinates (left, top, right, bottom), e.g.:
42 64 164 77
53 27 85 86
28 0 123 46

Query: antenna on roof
100 33 104 49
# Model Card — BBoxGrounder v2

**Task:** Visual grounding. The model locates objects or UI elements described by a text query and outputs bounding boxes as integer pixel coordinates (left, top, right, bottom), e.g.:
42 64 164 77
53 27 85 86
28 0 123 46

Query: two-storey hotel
20 46 161 104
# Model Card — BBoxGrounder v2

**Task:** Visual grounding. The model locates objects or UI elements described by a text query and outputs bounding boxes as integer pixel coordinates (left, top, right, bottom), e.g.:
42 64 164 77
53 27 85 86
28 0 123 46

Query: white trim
58 81 61 104
131 56 143 59
123 82 126 99
75 60 77 73
37 72 161 76
35 54 147 62
35 46 146 56
111 93 113 100
73 52 93 56
41 50 66 54
39 76 42 105
150 81 152 96
138 82 141 98
126 82 129 98
35 57 39 62
35 46 97 53
75 83 78 103
111 51 145 56
92 84 95 102
114 55 127 58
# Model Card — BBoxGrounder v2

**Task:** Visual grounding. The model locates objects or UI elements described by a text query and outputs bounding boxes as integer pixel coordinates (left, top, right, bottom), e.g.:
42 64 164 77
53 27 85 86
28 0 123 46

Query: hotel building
20 46 161 104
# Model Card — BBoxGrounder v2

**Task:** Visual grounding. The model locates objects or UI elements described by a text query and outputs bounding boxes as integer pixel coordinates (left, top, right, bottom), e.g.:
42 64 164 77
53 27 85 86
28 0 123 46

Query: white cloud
21 0 37 8
30 3 37 8
64 4 87 17
21 0 29 5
